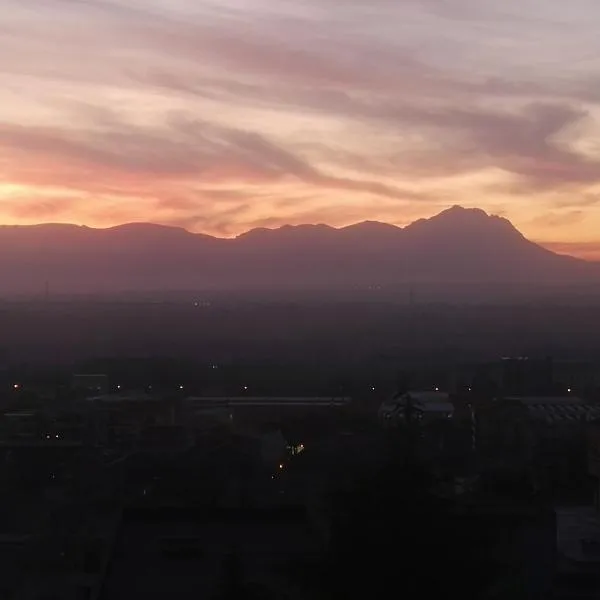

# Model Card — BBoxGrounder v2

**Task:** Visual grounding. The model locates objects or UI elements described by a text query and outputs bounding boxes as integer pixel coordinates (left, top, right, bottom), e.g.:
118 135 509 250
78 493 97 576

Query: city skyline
2 0 600 258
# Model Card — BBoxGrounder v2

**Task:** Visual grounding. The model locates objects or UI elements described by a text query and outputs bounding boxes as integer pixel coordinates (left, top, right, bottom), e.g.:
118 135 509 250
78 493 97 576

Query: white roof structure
379 391 454 418
506 396 584 405
503 396 600 423
86 393 156 402
526 404 600 424
184 396 351 407
407 391 451 404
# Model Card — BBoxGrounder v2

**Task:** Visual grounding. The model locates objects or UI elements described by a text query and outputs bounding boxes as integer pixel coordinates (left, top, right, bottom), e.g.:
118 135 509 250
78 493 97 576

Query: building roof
506 396 584 405
184 396 351 406
407 391 451 403
500 396 600 423
525 403 600 424
417 402 454 414
379 391 454 416
86 393 157 402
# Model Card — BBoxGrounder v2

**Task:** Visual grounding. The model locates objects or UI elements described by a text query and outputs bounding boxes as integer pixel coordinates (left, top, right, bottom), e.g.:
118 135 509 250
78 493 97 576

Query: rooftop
86 393 157 402
506 396 584 405
379 391 454 415
185 396 352 406
526 403 600 424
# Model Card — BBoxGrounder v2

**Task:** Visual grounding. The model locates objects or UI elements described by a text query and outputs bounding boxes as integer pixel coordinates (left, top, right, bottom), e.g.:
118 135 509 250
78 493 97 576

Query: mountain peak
341 221 401 233
428 205 491 223
407 205 522 239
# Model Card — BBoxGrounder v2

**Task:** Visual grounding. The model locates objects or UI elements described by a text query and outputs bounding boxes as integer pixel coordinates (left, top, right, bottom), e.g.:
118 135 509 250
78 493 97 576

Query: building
183 395 352 428
478 397 600 497
81 392 175 448
378 391 454 425
553 506 600 599
588 421 600 512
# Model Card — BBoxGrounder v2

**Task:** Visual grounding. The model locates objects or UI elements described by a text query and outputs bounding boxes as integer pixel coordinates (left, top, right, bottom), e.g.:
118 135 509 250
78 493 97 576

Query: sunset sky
2 0 600 257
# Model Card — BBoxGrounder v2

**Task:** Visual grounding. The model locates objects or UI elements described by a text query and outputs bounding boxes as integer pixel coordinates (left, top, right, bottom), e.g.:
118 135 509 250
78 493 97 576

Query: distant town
0 352 599 598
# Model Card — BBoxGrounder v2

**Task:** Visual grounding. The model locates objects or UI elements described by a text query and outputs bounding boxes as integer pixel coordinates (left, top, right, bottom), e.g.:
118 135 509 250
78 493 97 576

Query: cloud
2 0 600 253
0 110 424 204
393 102 599 189
542 241 600 261
2 198 77 220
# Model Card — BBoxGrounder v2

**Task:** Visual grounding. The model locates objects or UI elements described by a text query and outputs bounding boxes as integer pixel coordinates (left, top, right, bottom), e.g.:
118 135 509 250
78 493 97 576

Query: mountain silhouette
0 206 595 295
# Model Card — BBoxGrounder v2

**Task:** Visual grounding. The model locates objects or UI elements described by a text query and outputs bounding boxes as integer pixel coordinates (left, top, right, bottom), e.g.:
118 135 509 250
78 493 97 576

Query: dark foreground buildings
1 356 600 598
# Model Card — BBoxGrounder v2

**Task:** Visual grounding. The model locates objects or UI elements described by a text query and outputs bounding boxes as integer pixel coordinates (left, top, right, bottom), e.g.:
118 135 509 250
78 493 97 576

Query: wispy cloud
1 0 600 252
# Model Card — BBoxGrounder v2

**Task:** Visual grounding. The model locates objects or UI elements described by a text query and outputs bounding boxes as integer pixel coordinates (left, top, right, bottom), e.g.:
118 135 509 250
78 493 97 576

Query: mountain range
0 206 596 295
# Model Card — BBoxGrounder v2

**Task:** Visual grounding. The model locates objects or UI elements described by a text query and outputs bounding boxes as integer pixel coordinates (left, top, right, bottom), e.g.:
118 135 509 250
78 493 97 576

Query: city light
435 387 440 391
13 383 20 390
567 388 572 393
179 385 184 390
289 443 305 456
279 463 284 470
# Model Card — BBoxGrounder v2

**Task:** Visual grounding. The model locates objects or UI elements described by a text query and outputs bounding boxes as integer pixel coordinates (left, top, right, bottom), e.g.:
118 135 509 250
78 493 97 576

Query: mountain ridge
0 205 519 239
0 206 596 295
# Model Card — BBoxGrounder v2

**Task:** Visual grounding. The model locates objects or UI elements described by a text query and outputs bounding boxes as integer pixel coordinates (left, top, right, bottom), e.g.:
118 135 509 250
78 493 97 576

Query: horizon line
1 207 599 261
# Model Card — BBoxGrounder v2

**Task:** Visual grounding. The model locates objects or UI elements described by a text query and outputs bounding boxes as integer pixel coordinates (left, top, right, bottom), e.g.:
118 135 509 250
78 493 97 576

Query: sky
2 0 600 258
